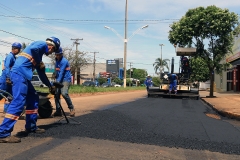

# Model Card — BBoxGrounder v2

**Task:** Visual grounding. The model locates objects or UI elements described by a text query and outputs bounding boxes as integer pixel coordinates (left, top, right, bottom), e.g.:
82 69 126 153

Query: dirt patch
48 90 146 99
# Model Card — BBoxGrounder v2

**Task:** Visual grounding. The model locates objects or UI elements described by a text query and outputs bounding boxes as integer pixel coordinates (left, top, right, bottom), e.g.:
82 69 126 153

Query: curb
200 98 240 121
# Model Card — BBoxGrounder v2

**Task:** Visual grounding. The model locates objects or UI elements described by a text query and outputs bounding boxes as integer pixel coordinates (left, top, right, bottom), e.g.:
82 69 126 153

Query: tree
112 77 123 85
168 5 239 97
48 46 91 84
152 77 161 87
126 78 132 86
97 77 107 85
189 57 209 82
21 42 28 50
153 58 170 74
126 68 146 79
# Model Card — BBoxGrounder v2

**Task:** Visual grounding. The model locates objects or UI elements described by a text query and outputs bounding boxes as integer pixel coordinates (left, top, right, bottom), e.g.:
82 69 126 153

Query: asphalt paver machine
148 47 199 99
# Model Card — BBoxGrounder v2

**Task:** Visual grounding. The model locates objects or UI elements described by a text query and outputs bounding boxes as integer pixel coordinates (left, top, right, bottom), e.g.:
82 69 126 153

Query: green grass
35 85 146 94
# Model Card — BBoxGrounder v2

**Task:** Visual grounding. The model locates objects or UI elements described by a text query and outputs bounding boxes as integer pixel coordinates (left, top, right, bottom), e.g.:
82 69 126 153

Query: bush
152 77 161 86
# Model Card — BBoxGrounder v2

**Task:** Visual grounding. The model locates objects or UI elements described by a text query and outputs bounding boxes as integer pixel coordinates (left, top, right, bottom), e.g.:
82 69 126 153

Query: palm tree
153 58 170 74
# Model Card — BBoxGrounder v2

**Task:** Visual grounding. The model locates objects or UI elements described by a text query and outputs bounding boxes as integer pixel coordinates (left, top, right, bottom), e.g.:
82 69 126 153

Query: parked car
112 83 121 87
109 82 120 87
82 81 95 87
101 83 111 88
31 75 47 88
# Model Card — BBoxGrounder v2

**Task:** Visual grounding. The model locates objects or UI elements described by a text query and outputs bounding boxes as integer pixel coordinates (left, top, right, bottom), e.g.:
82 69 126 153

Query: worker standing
168 73 178 94
52 47 75 117
0 42 22 116
0 37 60 143
144 75 153 91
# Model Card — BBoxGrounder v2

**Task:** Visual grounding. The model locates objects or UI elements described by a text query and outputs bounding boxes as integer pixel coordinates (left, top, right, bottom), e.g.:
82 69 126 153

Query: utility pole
71 38 83 85
129 62 133 78
129 62 133 86
159 44 164 80
90 52 99 82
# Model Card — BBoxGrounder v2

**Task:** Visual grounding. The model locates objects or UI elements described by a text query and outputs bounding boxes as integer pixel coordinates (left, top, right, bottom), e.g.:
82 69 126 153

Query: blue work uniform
0 52 16 112
0 41 51 138
54 56 74 112
144 77 153 91
168 74 178 93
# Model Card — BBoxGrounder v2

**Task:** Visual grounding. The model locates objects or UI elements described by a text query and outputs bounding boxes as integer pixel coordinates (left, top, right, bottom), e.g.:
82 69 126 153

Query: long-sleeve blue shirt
2 52 16 79
11 41 50 86
144 77 153 87
55 56 72 83
168 74 177 83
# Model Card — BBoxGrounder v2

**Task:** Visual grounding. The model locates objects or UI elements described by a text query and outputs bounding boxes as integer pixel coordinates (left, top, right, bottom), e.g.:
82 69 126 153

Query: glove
39 61 45 70
49 86 56 95
5 96 13 104
6 78 12 85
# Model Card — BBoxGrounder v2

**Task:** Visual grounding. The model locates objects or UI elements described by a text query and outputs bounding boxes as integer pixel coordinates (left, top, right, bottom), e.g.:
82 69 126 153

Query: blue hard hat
12 42 22 49
55 47 63 54
46 36 60 51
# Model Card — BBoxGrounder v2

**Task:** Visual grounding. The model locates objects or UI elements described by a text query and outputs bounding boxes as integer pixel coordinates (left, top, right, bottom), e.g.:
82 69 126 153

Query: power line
0 39 12 44
0 29 34 41
0 14 180 22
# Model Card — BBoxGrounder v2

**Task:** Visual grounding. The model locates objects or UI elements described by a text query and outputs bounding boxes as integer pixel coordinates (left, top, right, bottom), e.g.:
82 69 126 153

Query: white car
114 84 121 87
31 75 47 88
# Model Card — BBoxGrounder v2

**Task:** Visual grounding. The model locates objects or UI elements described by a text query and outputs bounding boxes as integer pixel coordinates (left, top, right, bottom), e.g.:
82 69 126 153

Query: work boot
26 128 45 134
69 109 75 117
0 136 21 143
53 111 62 117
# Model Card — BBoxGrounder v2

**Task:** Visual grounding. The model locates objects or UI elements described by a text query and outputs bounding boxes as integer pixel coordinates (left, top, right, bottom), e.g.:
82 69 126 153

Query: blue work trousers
0 72 39 138
0 74 12 113
54 81 74 112
169 81 177 92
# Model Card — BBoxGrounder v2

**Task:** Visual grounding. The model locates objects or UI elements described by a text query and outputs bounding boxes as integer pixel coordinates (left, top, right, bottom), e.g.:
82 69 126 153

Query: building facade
215 34 240 92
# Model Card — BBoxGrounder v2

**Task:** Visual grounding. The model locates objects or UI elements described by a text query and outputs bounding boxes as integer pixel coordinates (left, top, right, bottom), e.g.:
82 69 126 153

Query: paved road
1 91 240 160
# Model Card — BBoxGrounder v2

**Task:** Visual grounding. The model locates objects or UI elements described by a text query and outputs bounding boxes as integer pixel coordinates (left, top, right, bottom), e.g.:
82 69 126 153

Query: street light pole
104 0 148 88
159 44 164 79
123 0 128 88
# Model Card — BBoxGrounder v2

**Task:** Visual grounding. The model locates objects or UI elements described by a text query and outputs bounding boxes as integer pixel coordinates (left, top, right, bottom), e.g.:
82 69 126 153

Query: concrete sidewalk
200 90 240 120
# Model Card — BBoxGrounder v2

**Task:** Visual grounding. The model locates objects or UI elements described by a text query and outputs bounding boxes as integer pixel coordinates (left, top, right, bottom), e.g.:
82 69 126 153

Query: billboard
106 60 119 77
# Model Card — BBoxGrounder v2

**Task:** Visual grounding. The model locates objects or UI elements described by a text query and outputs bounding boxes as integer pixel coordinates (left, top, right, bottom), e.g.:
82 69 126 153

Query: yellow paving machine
147 47 199 100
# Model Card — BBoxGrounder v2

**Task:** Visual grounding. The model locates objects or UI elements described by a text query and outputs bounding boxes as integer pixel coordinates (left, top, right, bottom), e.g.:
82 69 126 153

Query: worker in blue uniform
0 37 60 143
168 73 178 94
0 42 22 116
53 47 75 117
144 75 153 91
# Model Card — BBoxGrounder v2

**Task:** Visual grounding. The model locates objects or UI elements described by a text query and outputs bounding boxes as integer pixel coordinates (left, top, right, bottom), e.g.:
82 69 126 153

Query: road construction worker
144 75 153 91
181 56 189 73
0 42 22 116
52 47 75 117
168 73 178 94
0 37 60 143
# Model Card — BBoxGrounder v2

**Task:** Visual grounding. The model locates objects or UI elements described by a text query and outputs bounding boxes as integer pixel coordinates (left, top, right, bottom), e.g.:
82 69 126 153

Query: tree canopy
168 5 239 97
127 68 147 79
153 58 170 74
48 46 91 77
189 57 209 82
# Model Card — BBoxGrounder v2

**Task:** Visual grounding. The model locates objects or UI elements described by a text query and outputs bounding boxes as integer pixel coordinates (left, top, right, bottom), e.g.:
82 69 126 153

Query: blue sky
0 0 239 76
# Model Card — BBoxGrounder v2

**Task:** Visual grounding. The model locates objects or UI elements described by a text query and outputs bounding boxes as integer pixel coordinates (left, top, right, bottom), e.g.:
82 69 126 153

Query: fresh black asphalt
1 97 240 159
